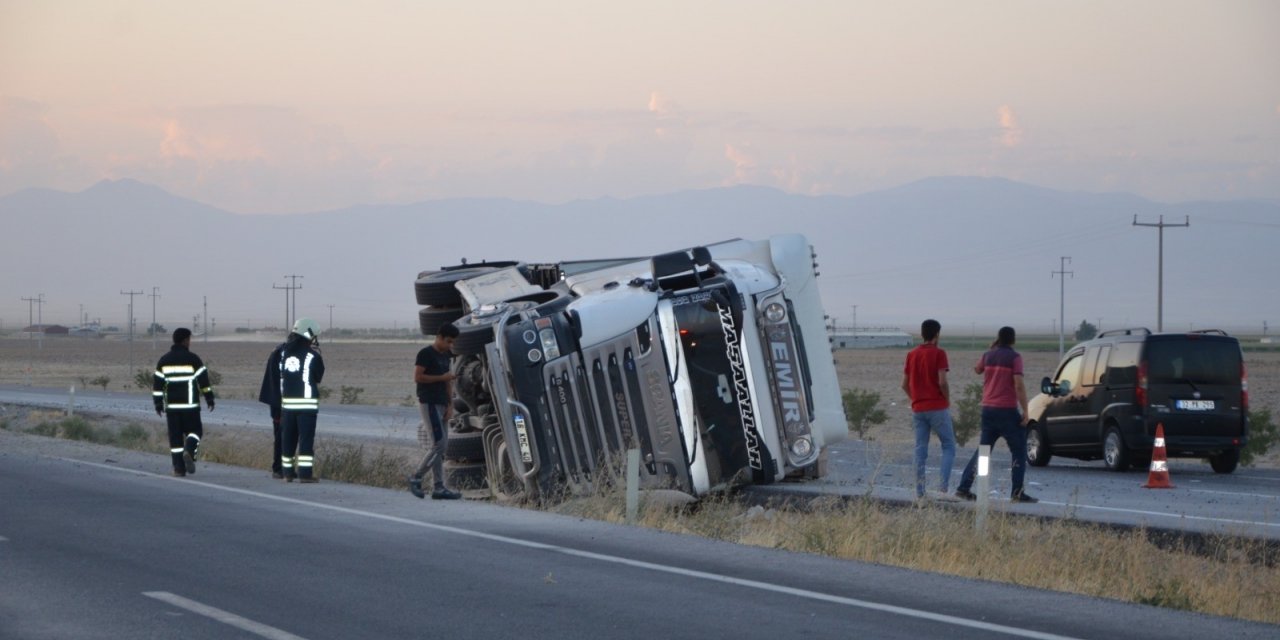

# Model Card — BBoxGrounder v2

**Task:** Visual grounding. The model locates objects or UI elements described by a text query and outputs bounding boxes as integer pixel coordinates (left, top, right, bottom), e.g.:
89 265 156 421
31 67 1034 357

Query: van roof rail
1097 327 1151 338
1188 329 1230 336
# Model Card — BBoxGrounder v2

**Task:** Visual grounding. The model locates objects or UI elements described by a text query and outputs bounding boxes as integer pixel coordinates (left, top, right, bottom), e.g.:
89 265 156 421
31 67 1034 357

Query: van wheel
1209 450 1239 474
1026 424 1051 467
1103 427 1130 471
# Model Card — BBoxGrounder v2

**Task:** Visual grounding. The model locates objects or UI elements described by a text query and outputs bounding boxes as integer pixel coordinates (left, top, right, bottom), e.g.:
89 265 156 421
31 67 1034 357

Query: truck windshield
671 291 755 477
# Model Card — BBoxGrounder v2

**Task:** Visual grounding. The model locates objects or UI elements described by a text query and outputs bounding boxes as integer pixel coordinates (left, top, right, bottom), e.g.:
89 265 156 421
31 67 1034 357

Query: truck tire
445 430 485 463
414 267 499 306
418 305 465 336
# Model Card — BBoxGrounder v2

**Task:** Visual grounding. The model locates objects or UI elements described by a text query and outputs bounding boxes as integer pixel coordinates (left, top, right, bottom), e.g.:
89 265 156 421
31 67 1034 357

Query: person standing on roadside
955 326 1037 503
407 323 462 500
257 334 288 479
279 318 325 483
153 327 215 477
902 318 957 500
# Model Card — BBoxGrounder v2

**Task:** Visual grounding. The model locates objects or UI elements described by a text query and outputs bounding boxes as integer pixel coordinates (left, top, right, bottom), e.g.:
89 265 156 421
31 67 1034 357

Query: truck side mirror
1040 377 1056 395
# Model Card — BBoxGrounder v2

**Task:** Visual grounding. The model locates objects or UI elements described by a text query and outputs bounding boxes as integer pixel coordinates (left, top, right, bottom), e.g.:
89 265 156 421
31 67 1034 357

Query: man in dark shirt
408 323 462 500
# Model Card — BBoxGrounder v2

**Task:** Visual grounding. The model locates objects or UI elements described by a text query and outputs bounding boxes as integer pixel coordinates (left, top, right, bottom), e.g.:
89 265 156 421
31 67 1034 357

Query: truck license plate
1175 399 1215 411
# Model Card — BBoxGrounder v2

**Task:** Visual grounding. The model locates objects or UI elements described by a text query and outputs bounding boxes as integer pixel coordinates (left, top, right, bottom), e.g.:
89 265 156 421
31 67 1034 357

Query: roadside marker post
975 445 991 532
626 448 640 524
67 385 75 417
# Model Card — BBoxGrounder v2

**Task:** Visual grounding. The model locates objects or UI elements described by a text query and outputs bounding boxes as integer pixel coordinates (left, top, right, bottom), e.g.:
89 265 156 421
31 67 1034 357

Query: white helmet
292 317 320 341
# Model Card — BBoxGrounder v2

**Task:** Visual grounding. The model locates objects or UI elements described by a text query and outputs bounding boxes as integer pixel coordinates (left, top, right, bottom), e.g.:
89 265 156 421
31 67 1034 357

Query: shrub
1241 408 1277 467
317 387 332 400
133 369 152 389
89 375 110 391
953 383 984 446
118 424 154 447
339 386 365 405
842 388 887 439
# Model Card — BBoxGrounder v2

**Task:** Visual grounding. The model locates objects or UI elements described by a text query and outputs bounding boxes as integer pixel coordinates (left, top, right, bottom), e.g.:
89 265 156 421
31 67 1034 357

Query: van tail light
1241 361 1249 411
1136 360 1148 410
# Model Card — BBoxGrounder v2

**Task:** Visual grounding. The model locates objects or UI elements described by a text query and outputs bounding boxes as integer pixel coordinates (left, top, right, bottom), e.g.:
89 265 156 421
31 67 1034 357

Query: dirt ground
2 333 1275 447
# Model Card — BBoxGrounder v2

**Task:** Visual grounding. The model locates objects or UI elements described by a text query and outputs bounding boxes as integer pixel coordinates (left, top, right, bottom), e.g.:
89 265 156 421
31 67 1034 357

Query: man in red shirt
901 319 957 500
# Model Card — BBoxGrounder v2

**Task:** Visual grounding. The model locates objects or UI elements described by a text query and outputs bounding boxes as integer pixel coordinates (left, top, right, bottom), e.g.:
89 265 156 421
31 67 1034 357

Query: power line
149 287 161 350
20 294 46 350
121 289 143 379
1133 215 1189 332
1052 257 1073 360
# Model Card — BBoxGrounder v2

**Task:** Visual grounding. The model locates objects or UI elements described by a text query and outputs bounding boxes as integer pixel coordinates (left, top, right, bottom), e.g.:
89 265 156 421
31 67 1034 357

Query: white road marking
77 459 1078 640
1036 500 1280 529
1188 488 1280 500
143 591 307 640
0 535 8 542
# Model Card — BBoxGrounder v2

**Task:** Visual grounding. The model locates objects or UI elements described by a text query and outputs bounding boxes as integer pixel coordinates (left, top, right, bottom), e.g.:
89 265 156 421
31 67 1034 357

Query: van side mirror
1040 377 1055 395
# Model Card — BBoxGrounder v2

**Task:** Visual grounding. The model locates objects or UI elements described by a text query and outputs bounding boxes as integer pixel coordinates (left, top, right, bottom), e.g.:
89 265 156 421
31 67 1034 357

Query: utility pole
327 304 335 332
1133 215 1189 332
21 295 46 349
274 275 303 330
850 305 858 334
203 296 208 343
122 289 143 378
1052 257 1073 361
149 287 161 350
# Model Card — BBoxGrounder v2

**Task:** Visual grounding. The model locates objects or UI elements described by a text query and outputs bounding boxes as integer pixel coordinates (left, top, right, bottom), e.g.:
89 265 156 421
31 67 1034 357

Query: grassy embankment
7 410 1279 625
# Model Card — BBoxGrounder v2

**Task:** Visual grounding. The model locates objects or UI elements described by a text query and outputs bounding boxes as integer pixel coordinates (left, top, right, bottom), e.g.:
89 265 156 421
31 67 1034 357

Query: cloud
0 96 61 170
997 104 1023 147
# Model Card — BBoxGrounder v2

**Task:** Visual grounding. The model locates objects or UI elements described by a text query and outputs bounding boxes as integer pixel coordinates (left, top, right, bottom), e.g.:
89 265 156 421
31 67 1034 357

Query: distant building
830 330 912 349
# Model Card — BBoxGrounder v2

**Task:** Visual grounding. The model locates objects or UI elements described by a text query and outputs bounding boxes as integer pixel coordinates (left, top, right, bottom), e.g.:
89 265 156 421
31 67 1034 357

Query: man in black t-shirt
408 323 461 500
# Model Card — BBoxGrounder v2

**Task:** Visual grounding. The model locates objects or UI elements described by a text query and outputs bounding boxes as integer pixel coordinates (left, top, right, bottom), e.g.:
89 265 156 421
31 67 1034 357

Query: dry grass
552 488 1280 624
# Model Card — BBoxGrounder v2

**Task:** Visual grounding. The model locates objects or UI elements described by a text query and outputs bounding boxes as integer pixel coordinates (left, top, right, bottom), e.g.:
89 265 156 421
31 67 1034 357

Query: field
1 331 1276 453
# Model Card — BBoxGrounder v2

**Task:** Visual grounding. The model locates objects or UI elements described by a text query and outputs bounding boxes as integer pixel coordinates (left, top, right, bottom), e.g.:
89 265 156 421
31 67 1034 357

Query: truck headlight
540 328 561 360
764 302 787 324
790 436 813 458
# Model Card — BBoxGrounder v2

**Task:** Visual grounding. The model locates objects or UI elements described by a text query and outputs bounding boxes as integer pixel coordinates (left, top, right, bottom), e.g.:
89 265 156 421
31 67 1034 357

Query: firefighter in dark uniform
153 327 215 477
257 336 288 479
279 318 325 483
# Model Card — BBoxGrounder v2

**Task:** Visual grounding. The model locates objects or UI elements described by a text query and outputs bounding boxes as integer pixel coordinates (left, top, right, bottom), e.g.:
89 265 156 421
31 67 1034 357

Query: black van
1027 329 1248 473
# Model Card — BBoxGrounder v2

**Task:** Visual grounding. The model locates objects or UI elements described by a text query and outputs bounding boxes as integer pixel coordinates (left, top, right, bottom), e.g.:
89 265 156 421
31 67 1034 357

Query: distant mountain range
2 177 1276 334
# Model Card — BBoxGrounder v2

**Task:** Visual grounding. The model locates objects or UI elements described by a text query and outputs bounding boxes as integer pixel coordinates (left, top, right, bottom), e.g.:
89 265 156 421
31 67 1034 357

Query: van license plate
1176 400 1215 411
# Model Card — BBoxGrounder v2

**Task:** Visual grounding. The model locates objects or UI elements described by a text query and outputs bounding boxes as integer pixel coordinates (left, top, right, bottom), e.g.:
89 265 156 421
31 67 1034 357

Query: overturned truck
412 234 846 501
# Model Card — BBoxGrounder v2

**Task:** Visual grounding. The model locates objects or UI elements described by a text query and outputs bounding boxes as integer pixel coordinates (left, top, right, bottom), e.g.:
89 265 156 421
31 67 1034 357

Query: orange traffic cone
1142 423 1175 489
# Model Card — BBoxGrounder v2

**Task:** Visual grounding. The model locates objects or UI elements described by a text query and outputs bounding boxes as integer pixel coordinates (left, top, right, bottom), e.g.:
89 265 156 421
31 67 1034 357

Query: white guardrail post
626 448 640 524
67 385 75 417
975 445 991 532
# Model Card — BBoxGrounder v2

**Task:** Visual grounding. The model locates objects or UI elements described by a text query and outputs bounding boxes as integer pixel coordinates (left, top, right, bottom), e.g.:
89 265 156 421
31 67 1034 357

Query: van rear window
1143 339 1242 385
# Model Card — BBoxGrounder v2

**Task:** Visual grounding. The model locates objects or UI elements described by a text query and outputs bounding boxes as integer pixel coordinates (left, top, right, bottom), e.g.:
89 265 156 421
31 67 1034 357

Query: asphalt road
3 433 1276 640
4 384 1280 540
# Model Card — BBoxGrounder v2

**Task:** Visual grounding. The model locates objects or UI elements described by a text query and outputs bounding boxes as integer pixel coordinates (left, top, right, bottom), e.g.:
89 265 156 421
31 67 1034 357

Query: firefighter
279 317 325 483
153 327 215 477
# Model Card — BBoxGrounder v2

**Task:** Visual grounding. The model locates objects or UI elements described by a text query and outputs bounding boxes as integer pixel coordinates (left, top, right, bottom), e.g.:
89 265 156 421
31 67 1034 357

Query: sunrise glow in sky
2 0 1277 213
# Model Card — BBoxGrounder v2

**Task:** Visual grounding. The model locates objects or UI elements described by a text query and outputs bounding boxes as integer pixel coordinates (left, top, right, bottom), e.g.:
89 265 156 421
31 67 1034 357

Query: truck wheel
445 430 485 463
1103 427 1130 472
418 305 464 335
1209 450 1239 474
414 267 499 306
1026 423 1051 467
444 461 487 490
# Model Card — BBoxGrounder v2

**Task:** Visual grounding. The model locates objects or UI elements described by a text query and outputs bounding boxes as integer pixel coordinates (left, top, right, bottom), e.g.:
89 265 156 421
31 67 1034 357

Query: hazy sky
2 0 1278 213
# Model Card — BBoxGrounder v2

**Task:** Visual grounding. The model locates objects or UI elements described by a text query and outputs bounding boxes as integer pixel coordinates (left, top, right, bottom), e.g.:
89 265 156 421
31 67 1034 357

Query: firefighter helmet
292 317 320 341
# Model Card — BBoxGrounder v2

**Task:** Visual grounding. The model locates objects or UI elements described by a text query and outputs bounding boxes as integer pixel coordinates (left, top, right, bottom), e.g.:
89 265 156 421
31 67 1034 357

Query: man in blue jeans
902 319 957 500
408 323 462 500
955 326 1037 503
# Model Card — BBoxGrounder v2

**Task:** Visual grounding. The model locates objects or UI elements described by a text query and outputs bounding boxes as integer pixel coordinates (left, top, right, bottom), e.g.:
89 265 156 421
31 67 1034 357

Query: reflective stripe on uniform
161 365 195 375
166 403 199 410
297 455 314 468
152 391 164 397
171 447 185 454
